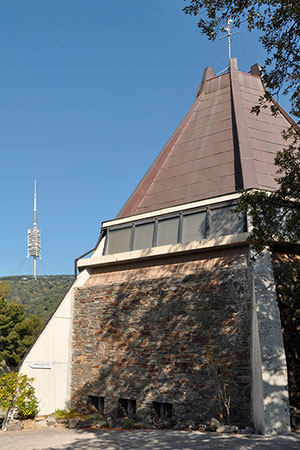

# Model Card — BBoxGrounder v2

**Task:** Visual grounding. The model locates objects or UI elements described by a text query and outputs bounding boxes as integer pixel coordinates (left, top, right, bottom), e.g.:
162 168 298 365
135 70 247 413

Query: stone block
216 425 238 433
22 419 36 430
68 418 80 429
6 420 22 431
47 416 56 427
55 422 67 428
35 419 47 428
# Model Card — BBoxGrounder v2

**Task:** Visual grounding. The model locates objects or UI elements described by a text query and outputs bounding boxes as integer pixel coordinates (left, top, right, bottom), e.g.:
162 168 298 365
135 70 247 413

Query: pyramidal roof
118 58 296 219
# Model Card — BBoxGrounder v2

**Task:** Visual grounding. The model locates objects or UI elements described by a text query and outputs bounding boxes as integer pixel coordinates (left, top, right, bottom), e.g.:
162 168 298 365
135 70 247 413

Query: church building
21 58 295 433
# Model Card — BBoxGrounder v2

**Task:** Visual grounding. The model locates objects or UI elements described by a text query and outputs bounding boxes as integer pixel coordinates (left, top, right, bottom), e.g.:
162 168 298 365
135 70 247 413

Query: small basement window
88 395 104 414
118 398 136 418
152 401 173 420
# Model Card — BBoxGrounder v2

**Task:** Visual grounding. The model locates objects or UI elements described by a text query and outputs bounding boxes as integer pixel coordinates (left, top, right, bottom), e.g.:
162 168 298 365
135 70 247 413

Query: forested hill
0 275 74 323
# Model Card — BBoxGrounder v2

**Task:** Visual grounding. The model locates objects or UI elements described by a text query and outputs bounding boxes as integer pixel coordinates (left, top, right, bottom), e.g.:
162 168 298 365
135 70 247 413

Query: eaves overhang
102 191 242 229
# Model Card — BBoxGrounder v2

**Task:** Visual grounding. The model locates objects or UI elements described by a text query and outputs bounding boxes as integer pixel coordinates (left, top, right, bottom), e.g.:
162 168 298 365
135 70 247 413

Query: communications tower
27 180 41 279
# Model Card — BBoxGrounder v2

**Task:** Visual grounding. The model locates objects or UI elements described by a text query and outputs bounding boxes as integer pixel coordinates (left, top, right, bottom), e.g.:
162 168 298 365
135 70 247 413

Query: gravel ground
0 428 299 450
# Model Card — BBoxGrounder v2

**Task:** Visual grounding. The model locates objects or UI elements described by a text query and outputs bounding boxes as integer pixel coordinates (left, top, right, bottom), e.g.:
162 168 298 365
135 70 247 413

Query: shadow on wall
71 255 253 427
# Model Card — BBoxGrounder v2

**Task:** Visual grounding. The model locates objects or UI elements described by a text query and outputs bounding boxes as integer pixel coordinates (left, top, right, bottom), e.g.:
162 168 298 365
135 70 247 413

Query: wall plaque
29 362 53 369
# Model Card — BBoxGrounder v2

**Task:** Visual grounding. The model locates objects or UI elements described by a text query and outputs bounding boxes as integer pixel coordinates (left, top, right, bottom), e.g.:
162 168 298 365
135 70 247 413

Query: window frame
103 200 246 255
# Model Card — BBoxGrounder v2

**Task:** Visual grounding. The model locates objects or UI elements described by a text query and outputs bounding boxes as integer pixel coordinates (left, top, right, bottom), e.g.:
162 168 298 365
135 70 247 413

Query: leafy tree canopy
236 137 300 254
0 372 39 426
184 0 300 253
183 0 300 120
0 282 42 369
184 3 300 407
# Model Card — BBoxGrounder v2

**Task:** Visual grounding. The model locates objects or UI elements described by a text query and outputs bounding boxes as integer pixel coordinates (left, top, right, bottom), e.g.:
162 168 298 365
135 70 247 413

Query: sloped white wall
20 269 90 415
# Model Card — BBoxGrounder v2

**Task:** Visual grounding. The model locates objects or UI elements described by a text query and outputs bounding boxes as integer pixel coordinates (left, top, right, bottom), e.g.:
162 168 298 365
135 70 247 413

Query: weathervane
220 18 239 59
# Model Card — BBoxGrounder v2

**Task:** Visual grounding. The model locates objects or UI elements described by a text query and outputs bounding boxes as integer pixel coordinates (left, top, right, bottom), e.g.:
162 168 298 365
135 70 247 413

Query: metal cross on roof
220 18 239 59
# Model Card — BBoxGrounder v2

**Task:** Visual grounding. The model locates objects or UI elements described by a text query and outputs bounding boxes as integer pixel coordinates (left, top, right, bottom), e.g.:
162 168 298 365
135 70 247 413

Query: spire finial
220 18 239 60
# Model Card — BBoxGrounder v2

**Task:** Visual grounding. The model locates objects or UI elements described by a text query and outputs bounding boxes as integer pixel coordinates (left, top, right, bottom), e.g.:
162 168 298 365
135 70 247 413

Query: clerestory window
104 203 246 255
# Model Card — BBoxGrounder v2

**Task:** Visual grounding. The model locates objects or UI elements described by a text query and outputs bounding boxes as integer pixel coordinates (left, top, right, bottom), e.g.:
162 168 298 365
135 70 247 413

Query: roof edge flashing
104 192 242 228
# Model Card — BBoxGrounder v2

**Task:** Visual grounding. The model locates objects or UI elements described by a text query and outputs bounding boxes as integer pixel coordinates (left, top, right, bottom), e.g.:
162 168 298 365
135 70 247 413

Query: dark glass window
209 206 244 237
152 402 173 420
104 202 245 255
156 217 179 246
133 222 154 251
118 398 136 418
182 211 206 244
88 395 104 414
106 227 131 254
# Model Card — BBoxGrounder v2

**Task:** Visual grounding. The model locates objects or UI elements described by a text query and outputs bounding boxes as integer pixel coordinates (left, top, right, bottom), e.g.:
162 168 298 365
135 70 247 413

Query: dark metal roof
117 58 295 219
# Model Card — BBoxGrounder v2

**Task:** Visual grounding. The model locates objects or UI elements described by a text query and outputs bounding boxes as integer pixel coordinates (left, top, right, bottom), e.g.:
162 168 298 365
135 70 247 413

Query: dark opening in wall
88 395 105 414
152 402 173 420
118 398 136 418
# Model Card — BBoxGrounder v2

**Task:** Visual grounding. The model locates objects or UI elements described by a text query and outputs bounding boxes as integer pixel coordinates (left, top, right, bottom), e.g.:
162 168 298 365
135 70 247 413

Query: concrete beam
251 251 290 434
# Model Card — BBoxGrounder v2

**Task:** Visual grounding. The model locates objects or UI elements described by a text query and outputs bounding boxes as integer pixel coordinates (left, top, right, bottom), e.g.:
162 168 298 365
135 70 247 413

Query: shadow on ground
32 429 300 450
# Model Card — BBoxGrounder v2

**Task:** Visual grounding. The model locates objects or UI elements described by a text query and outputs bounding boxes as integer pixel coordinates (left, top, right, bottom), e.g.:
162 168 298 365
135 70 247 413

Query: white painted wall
92 235 106 257
20 269 90 415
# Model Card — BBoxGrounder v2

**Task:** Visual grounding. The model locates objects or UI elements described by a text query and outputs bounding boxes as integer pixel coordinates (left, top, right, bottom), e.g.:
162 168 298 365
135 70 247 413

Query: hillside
0 275 74 323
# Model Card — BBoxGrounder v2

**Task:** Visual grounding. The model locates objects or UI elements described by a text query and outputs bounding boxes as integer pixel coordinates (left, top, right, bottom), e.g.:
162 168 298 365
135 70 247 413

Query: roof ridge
116 59 292 218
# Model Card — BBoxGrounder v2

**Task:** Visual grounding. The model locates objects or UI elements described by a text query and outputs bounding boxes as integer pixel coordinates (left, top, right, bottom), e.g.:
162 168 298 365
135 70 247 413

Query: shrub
122 420 134 429
0 372 39 420
53 408 80 420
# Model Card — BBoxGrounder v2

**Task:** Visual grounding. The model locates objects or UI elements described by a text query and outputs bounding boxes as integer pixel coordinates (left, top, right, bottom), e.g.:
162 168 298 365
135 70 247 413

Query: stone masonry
71 246 252 426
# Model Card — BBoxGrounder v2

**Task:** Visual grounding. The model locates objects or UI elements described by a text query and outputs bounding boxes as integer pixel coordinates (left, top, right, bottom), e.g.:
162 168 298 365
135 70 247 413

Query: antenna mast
27 180 41 279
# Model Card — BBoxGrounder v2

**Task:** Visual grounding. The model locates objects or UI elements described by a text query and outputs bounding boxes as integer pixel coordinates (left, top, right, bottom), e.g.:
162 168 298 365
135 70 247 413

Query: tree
183 0 300 120
0 282 42 369
0 372 39 429
183 0 300 251
183 0 300 410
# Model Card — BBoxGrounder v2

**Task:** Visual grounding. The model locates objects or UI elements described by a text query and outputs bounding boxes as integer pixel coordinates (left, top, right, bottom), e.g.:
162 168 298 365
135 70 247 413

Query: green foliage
236 137 300 254
0 372 39 419
53 408 80 419
0 282 43 368
0 276 73 369
1 275 74 323
0 281 10 301
0 359 10 375
183 0 300 121
183 0 300 250
122 420 134 429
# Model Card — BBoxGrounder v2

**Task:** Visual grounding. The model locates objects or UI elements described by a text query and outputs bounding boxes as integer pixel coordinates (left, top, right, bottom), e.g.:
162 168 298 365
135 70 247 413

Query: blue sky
0 1 291 277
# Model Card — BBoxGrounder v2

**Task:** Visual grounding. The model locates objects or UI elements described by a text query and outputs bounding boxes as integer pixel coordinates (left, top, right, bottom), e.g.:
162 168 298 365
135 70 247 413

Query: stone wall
71 247 252 426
